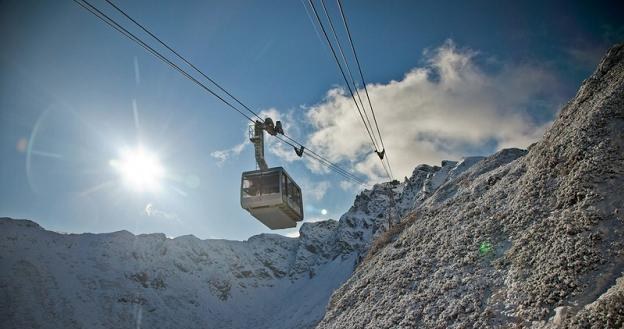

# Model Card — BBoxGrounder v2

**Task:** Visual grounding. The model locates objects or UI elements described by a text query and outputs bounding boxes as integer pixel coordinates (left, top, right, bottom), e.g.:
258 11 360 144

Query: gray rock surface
316 44 624 329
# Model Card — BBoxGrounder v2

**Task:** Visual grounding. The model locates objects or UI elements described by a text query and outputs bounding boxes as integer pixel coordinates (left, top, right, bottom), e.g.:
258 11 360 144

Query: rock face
317 44 624 328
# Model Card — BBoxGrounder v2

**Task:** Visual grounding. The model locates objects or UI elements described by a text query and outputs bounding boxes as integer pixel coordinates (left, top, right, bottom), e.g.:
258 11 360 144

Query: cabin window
242 177 257 197
242 172 280 197
260 172 280 194
293 186 301 204
288 179 295 199
289 181 301 206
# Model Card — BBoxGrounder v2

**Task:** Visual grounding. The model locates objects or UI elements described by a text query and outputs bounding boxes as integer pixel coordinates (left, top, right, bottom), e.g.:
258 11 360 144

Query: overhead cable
307 0 394 181
74 0 255 122
336 0 394 180
306 0 380 153
103 0 263 123
318 0 380 150
75 0 369 187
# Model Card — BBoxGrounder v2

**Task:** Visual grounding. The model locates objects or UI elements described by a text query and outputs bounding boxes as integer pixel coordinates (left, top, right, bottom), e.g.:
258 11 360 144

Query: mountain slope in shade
317 44 624 328
0 218 357 329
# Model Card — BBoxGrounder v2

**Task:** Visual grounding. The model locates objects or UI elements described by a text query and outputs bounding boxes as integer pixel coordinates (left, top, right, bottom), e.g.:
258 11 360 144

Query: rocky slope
317 44 624 328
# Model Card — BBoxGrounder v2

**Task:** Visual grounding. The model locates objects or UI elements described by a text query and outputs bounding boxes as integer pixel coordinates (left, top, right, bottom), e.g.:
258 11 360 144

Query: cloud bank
305 40 562 181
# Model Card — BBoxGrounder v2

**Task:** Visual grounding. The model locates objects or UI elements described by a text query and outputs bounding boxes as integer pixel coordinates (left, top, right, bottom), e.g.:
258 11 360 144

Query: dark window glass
288 179 295 200
260 172 280 194
243 172 280 196
291 184 301 206
242 177 258 197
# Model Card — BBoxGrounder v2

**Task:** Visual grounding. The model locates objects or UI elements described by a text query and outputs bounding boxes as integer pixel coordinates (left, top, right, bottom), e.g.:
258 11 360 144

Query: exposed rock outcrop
317 44 624 329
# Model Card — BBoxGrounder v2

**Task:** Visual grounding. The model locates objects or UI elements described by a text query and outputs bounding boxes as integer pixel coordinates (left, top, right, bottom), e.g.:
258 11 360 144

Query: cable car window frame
242 176 258 198
282 171 302 214
259 172 280 195
242 171 281 197
282 172 288 197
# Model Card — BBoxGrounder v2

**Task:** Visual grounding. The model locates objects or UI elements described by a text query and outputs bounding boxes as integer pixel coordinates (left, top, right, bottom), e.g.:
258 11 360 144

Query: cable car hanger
241 117 304 229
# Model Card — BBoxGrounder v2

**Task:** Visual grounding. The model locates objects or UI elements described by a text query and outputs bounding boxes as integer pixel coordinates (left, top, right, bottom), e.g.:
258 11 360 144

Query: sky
1 0 622 240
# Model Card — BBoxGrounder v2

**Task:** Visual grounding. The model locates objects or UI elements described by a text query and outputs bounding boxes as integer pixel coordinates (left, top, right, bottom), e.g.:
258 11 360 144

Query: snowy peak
291 220 340 277
0 217 42 230
530 43 624 166
395 156 486 215
331 155 488 255
298 220 339 259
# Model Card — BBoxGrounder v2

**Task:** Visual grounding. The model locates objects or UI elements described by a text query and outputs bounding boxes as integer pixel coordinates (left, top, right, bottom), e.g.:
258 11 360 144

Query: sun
110 146 165 192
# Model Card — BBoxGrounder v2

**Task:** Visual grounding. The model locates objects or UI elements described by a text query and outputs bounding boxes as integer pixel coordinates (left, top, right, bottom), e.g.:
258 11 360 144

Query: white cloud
284 230 300 238
212 40 561 184
144 203 180 222
304 40 562 182
339 180 357 191
302 180 330 201
297 177 331 204
210 140 248 166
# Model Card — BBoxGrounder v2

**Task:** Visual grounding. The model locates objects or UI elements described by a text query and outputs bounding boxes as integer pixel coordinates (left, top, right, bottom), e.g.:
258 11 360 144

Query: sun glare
110 147 164 192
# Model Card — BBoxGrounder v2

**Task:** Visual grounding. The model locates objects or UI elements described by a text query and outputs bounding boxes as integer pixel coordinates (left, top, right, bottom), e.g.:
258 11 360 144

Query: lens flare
479 241 493 255
110 147 164 192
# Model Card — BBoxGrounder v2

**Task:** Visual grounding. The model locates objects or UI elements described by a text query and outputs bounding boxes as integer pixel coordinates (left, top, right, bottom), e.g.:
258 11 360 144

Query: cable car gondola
241 120 304 229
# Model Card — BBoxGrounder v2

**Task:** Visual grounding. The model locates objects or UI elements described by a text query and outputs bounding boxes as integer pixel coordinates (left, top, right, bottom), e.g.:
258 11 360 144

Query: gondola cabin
241 167 303 229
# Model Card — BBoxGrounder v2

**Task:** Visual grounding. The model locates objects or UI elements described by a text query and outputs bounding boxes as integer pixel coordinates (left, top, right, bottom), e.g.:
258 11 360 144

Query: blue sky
1 0 622 240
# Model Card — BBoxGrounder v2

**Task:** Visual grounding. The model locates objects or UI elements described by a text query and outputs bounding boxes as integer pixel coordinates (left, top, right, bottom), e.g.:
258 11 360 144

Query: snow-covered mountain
317 44 624 328
2 44 623 329
0 156 483 329
1 136 499 328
